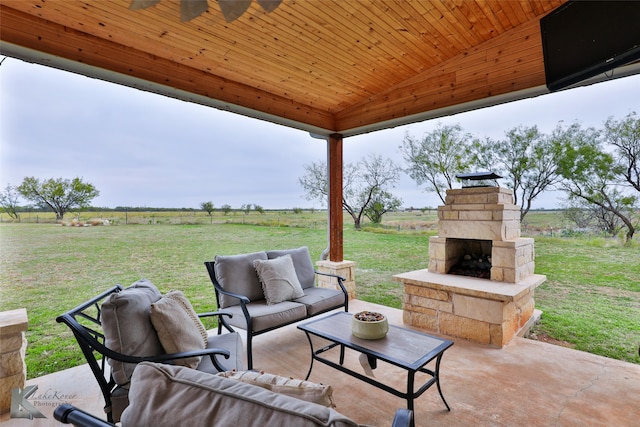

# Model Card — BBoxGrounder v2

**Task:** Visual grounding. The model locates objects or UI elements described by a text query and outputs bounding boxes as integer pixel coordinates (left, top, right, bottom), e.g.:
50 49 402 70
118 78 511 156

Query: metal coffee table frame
297 312 454 411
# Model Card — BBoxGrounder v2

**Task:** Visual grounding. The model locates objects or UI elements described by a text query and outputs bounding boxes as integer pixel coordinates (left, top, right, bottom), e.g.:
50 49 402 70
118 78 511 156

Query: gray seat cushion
221 300 307 332
267 246 316 289
294 287 346 316
197 331 244 374
214 251 267 308
121 362 359 427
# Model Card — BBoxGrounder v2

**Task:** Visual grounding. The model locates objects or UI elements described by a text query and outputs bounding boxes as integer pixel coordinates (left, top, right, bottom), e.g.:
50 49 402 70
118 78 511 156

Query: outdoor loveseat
204 246 349 370
54 362 415 427
56 279 243 423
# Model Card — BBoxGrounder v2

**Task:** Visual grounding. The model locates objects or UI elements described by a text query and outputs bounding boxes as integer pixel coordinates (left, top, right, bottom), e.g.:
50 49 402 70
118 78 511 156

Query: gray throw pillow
266 246 316 289
253 255 305 305
101 279 163 385
214 251 267 307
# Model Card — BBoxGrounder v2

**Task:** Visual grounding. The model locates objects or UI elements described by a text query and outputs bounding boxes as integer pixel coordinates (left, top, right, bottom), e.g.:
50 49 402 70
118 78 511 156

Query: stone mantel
394 270 546 302
395 270 545 347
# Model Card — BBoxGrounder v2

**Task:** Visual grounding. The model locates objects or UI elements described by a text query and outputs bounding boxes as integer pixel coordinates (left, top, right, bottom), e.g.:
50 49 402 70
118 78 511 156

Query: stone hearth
394 186 545 347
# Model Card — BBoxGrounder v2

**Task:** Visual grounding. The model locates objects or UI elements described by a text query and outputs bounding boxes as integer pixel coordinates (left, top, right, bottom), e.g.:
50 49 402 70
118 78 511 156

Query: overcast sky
1 57 639 210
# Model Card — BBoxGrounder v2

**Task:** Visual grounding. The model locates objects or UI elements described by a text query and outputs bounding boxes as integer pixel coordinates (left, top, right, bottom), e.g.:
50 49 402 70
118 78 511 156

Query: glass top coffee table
297 311 454 411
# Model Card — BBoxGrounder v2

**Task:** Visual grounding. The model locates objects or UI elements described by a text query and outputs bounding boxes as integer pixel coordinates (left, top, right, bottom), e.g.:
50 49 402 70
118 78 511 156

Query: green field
1 210 639 379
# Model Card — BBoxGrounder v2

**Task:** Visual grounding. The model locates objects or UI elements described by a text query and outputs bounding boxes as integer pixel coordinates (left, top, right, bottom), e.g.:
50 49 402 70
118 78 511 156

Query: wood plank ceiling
1 0 568 137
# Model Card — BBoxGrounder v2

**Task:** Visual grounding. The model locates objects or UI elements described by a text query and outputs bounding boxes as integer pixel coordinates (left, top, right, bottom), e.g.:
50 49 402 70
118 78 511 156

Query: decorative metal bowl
351 311 389 340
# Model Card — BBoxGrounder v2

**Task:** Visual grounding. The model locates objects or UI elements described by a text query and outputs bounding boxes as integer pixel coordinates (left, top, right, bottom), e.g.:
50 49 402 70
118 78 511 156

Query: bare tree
0 184 21 220
400 123 472 204
555 124 637 242
604 112 640 193
299 154 402 230
563 199 627 237
471 125 562 221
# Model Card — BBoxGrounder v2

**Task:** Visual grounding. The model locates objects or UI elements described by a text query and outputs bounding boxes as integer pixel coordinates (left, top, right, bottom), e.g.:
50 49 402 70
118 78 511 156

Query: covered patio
3 299 639 426
2 1 640 425
3 0 640 262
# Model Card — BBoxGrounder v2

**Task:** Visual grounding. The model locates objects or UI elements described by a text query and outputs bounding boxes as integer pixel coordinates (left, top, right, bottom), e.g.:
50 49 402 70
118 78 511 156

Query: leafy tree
554 124 637 242
299 154 402 230
17 177 99 221
254 204 264 214
201 201 214 223
471 125 561 221
221 204 232 215
201 201 214 216
364 189 402 224
241 204 252 214
0 184 21 220
400 123 472 204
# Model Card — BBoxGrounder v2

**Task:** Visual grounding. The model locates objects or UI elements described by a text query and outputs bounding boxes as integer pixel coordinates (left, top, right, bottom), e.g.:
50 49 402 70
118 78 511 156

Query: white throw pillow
150 290 207 368
253 255 305 305
216 370 335 407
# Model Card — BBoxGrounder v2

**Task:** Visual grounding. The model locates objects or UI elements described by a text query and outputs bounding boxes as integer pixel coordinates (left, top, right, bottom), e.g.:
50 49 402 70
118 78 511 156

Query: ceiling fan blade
256 0 282 14
129 0 161 11
180 0 209 22
218 0 251 22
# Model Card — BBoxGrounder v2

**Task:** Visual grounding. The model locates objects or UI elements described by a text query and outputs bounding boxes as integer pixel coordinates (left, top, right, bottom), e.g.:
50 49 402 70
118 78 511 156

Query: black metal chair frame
56 285 237 423
204 261 348 370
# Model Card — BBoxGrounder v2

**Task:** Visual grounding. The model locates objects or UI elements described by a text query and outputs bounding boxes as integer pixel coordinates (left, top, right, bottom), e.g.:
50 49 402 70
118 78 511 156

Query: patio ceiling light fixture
130 0 283 23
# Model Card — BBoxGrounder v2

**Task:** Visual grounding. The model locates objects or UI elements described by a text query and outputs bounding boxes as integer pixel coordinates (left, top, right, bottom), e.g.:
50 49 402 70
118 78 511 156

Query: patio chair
56 280 243 423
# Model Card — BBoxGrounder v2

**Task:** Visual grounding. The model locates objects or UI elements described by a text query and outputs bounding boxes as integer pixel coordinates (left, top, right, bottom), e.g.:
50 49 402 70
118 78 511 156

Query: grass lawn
1 212 638 379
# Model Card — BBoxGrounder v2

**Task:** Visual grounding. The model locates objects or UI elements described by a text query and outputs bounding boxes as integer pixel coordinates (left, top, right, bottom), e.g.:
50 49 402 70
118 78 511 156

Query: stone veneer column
316 260 356 300
0 308 28 414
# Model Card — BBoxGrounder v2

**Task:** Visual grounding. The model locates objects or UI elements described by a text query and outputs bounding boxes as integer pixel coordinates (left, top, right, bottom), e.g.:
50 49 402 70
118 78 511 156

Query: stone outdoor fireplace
393 184 546 347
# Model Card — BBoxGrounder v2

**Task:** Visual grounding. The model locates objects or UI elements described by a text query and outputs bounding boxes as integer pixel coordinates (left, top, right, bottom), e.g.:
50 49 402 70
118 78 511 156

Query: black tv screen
540 1 640 91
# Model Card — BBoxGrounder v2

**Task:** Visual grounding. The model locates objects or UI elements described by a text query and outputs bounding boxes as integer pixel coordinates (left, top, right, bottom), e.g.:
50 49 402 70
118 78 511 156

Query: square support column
0 308 28 414
316 260 356 300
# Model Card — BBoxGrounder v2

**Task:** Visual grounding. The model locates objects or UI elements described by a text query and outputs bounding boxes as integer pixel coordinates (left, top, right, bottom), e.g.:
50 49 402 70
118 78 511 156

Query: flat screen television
540 1 640 91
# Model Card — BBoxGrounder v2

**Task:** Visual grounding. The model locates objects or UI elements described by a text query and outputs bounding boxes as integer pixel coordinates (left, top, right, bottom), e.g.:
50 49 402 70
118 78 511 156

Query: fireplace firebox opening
446 238 492 279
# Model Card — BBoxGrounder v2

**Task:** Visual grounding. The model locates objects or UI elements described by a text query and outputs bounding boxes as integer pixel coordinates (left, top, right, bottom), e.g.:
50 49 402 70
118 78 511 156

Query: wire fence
0 210 328 228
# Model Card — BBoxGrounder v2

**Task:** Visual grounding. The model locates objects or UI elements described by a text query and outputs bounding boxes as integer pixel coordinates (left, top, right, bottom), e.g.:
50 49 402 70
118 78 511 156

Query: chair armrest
146 348 231 364
198 311 237 334
197 310 233 320
391 408 414 427
211 282 252 304
314 270 349 310
54 404 114 426
150 348 233 372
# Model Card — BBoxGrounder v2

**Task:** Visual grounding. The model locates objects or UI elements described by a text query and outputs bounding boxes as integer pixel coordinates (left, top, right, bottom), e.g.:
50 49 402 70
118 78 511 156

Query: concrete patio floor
2 299 639 426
